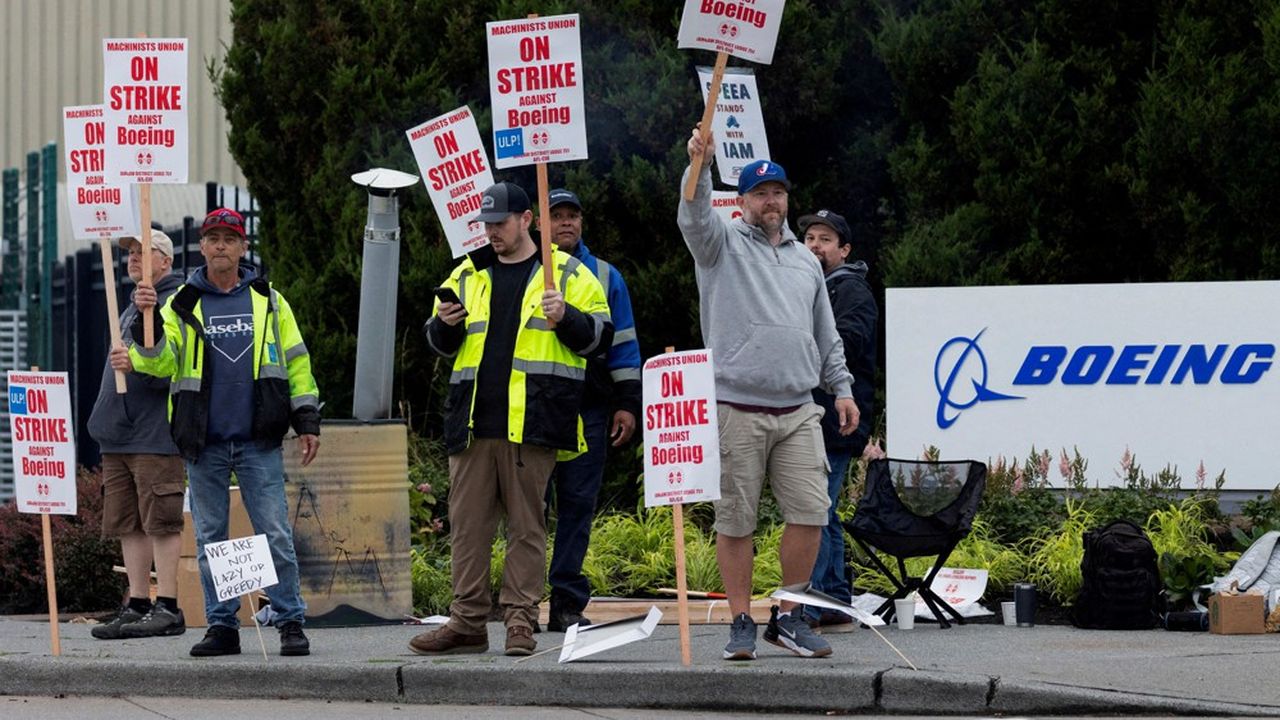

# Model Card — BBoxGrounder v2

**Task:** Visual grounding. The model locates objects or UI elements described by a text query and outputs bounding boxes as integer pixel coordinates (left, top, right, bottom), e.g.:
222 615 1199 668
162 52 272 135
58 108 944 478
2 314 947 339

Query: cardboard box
178 487 258 628
1209 593 1265 635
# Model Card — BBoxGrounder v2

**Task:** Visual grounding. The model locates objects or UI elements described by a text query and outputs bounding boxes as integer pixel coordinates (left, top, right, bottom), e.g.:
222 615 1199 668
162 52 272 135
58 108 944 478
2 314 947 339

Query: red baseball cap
200 207 247 239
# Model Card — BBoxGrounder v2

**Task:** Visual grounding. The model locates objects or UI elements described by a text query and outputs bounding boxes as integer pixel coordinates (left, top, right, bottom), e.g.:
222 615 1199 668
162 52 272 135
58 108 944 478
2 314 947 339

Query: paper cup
894 598 915 630
1001 601 1017 626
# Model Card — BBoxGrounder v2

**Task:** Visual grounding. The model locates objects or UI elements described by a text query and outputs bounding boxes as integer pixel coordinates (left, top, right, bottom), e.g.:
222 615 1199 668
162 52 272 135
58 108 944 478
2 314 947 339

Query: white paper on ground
404 614 451 625
771 583 886 627
559 606 663 662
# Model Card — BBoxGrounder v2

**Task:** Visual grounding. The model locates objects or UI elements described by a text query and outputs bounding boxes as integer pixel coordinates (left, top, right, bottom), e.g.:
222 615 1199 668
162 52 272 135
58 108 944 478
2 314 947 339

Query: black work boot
278 620 311 656
547 606 591 633
91 605 146 640
190 625 241 657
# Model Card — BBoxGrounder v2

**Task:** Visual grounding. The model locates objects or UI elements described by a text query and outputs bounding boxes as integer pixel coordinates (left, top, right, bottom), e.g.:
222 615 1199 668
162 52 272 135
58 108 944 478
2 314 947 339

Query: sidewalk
2 615 1279 715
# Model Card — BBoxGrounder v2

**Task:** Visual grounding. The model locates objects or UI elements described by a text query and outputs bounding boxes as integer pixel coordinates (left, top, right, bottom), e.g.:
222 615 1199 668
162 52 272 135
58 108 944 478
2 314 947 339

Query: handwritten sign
678 0 787 64
486 14 587 168
407 106 495 257
8 371 77 515
204 534 279 602
63 105 139 240
643 350 720 507
696 66 770 186
102 38 189 184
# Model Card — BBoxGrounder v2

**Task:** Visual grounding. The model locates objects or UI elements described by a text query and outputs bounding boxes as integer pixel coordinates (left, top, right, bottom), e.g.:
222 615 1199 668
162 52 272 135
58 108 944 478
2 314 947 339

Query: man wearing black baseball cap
415 181 612 657
798 209 877 633
679 128 859 662
541 188 643 632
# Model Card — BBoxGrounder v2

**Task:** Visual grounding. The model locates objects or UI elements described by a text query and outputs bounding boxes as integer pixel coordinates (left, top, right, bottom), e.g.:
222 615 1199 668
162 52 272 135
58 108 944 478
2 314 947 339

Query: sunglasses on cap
202 210 245 229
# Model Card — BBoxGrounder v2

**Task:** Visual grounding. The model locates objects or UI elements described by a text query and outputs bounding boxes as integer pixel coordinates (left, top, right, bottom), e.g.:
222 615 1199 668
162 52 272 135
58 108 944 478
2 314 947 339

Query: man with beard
677 130 859 661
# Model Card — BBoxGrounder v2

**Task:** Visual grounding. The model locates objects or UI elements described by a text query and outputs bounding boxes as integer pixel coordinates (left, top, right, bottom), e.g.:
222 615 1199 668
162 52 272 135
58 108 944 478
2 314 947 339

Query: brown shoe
504 625 536 656
408 625 488 655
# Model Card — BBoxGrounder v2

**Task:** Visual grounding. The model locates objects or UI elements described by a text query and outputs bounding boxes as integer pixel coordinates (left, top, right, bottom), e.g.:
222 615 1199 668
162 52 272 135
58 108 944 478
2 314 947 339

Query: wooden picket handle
664 345 693 667
136 32 154 348
683 51 729 201
31 365 62 657
98 241 127 393
527 13 557 301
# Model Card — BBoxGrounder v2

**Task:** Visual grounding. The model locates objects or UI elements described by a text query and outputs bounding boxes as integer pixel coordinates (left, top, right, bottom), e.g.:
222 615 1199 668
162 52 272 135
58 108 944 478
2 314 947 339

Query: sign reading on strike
102 38 189 184
696 66 770 186
711 190 743 226
486 14 588 168
642 350 720 507
678 0 787 64
407 106 495 257
7 371 77 516
63 105 139 240
204 534 279 602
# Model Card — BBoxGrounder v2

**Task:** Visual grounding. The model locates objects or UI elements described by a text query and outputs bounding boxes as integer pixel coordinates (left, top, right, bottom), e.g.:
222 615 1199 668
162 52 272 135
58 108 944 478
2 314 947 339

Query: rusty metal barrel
282 419 412 626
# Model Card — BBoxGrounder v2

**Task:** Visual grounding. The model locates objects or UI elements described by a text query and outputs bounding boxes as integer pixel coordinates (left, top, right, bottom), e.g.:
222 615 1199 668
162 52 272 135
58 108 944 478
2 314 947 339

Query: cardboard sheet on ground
204 534 279 603
559 606 663 663
771 583 885 626
850 567 993 619
696 66 770 186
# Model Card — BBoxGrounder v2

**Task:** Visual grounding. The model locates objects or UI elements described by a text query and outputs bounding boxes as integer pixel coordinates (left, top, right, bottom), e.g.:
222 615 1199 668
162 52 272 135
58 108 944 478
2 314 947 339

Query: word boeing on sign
407 106 496 257
7 371 78 516
678 0 787 64
642 350 720 507
102 38 189 184
486 14 588 168
886 281 1280 490
63 105 139 240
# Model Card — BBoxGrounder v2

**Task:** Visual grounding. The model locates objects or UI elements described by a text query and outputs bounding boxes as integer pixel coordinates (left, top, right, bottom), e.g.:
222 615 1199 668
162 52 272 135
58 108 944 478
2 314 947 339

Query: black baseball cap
797 209 852 247
548 188 583 212
470 182 531 223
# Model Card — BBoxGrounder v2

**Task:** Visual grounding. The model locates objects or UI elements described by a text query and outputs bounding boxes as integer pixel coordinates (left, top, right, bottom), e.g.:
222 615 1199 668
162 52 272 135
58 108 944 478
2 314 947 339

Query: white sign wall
886 281 1280 489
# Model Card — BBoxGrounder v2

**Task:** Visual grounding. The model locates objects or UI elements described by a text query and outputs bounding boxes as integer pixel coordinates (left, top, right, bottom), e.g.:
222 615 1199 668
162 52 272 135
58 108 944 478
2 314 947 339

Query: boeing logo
934 329 1022 429
933 330 1275 429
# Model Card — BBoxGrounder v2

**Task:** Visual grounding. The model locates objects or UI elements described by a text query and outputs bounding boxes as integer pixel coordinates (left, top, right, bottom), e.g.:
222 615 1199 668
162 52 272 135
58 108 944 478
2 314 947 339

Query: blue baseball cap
737 159 792 194
548 188 583 211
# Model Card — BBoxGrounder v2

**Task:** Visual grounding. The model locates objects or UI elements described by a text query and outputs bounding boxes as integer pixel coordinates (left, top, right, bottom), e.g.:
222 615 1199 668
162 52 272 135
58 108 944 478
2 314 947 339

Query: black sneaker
723 612 757 660
190 625 241 657
278 621 310 656
120 606 186 638
91 606 145 640
764 605 832 658
547 609 591 633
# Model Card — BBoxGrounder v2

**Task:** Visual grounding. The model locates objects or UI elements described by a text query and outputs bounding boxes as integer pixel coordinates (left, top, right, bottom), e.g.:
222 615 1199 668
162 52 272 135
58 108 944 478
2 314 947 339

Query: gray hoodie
87 272 183 455
677 165 853 407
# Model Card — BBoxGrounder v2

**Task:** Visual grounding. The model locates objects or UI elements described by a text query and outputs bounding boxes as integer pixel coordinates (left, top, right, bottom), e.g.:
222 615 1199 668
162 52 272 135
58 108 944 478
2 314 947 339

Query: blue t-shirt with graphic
191 267 257 443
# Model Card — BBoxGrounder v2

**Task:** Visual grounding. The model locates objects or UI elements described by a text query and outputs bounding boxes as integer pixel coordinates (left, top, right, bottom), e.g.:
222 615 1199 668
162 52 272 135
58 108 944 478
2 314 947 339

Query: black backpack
1071 519 1165 629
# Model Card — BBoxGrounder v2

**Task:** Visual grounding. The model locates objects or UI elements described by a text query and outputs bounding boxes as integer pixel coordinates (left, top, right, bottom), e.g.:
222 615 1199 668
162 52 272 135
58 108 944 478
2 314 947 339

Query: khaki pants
447 438 556 634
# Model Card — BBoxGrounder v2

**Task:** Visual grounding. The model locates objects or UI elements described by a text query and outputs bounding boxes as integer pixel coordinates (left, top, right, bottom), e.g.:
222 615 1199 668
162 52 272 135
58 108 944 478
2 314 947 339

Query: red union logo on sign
667 470 684 485
136 151 153 166
719 23 740 38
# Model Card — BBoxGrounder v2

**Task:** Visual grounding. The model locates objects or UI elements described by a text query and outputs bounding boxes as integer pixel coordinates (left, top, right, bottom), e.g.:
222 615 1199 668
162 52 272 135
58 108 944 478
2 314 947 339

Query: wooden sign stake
683 51 729 201
30 365 61 657
139 184 154 347
98 241 127 393
664 345 693 667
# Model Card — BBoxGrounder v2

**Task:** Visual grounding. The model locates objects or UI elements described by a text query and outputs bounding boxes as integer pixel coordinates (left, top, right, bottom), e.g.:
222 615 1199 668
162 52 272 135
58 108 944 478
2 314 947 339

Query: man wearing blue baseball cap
678 128 859 662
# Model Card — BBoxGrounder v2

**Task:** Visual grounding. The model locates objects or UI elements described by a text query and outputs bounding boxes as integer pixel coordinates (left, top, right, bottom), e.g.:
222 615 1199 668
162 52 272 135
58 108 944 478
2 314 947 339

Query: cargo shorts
100 453 186 537
713 402 831 537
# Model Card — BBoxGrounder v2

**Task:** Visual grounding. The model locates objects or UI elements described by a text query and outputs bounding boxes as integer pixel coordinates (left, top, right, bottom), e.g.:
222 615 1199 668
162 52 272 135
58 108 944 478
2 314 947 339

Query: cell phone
432 286 466 313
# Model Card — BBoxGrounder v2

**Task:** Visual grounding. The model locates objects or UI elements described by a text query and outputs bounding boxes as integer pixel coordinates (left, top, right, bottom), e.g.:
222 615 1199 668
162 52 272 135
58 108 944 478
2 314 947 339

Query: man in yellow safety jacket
410 182 611 658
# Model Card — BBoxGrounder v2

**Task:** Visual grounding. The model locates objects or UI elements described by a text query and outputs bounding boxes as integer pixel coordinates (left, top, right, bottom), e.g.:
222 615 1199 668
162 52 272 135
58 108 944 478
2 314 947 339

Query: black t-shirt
472 254 538 439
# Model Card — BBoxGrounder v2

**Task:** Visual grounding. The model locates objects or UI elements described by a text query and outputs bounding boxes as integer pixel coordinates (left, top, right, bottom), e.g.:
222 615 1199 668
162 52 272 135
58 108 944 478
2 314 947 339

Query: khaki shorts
100 453 186 537
713 403 830 537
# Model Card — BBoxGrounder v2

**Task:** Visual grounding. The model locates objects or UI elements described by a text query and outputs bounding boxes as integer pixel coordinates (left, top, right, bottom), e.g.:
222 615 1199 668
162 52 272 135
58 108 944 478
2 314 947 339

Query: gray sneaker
91 606 145 640
764 606 832 658
723 612 757 660
119 605 186 638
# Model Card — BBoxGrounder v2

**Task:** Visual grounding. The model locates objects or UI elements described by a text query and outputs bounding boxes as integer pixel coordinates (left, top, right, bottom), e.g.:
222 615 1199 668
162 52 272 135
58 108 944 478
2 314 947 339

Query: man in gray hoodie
678 128 859 661
88 229 186 640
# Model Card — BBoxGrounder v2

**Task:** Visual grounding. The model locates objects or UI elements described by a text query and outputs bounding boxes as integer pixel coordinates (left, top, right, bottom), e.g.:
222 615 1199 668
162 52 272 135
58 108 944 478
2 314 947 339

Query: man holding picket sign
678 130 859 661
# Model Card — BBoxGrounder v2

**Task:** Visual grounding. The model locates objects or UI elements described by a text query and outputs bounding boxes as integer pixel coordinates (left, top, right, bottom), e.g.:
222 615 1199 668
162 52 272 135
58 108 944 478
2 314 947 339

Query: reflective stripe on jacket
129 278 321 460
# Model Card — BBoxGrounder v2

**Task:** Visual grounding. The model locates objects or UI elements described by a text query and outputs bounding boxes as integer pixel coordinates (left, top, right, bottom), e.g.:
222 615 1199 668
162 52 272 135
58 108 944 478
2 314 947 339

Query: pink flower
1012 467 1025 495
1120 447 1133 474
863 438 886 461
1038 449 1050 479
431 518 444 532
1196 461 1206 491
1059 449 1071 479
416 483 432 495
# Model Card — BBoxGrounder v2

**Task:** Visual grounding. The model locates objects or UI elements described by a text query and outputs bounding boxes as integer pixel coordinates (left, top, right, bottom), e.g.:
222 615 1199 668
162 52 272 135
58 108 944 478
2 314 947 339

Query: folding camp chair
842 458 987 628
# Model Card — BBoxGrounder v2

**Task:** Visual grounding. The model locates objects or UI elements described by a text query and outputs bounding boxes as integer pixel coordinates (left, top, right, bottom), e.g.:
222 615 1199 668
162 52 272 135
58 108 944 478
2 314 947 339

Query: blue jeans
808 449 854 616
187 440 306 628
546 405 608 614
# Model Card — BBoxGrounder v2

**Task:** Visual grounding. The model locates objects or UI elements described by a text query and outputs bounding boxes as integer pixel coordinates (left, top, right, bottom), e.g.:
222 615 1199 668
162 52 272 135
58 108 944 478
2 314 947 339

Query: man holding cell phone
413 181 612 658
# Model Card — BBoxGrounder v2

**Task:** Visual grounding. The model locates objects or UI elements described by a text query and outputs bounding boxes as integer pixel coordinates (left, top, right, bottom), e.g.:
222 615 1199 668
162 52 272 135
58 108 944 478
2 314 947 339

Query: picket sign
19 366 62 656
205 535 278 661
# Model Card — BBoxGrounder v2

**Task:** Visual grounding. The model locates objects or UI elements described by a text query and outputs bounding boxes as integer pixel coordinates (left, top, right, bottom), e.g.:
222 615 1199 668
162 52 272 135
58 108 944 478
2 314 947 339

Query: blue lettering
1172 344 1226 384
1012 346 1066 385
1144 345 1180 384
1221 344 1274 383
1062 345 1113 385
1106 345 1155 385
